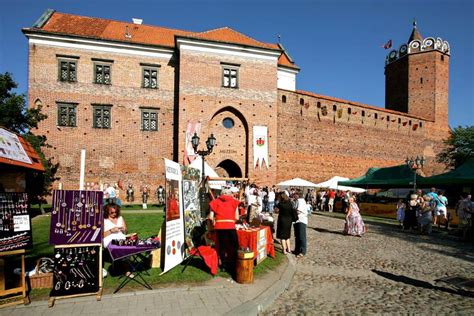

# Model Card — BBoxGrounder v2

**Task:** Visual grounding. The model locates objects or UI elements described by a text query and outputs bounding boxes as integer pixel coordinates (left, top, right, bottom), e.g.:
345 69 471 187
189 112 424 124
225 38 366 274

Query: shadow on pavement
309 226 345 236
372 269 474 298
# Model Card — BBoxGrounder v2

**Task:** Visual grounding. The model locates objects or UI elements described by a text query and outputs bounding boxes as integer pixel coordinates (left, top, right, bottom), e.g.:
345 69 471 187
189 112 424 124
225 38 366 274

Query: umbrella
277 178 319 187
315 176 366 193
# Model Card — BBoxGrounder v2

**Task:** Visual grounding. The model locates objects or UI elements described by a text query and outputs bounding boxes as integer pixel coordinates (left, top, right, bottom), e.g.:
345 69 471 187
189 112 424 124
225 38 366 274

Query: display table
108 244 158 293
237 226 275 264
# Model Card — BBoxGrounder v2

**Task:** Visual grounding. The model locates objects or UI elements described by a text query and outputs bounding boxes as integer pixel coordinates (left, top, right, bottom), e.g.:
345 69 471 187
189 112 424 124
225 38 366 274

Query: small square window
141 109 158 131
142 67 158 89
222 65 239 88
94 63 112 85
58 60 77 82
92 105 112 129
57 103 77 127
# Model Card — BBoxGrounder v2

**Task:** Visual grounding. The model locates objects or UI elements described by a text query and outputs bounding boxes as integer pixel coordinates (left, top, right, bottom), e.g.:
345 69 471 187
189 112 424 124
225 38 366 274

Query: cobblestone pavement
265 214 474 314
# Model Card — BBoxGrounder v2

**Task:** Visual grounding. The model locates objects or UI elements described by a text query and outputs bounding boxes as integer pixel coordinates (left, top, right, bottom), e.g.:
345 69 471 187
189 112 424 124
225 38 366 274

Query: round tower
385 21 450 127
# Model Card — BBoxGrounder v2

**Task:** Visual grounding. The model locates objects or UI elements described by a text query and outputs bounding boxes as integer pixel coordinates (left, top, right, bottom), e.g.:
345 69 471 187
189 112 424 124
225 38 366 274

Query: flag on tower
382 39 392 49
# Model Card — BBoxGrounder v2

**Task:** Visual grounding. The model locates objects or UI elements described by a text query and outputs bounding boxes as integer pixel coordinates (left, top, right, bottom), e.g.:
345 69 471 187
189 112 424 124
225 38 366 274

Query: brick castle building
22 10 451 193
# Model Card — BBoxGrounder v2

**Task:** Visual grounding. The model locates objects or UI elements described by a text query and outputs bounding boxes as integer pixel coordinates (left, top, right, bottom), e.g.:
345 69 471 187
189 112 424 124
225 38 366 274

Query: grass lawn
27 213 285 300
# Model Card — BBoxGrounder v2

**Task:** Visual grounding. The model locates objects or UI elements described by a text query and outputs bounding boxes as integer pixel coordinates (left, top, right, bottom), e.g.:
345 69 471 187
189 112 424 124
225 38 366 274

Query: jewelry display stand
48 190 104 308
48 243 103 307
0 249 30 308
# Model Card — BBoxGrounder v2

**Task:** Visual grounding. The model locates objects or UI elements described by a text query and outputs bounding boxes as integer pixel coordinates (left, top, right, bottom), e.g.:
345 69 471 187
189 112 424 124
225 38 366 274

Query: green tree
437 126 474 168
0 72 58 206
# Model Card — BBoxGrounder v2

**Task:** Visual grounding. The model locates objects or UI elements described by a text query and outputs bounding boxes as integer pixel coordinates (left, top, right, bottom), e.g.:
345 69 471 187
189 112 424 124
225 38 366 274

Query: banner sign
253 125 269 169
0 192 32 252
162 159 185 274
0 128 32 164
49 190 104 245
183 121 201 165
181 165 201 255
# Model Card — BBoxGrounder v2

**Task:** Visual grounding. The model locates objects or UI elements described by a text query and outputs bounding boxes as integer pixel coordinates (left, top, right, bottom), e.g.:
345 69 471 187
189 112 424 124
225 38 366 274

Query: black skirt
276 201 293 239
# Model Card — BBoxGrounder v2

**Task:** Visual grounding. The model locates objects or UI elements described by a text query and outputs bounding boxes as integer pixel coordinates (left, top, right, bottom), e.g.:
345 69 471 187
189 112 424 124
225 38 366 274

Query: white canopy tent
277 178 319 187
189 157 226 189
314 176 366 193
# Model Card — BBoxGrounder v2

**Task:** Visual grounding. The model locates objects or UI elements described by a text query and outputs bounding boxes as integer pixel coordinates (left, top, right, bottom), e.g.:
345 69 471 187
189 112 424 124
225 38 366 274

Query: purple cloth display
49 190 104 245
108 244 158 261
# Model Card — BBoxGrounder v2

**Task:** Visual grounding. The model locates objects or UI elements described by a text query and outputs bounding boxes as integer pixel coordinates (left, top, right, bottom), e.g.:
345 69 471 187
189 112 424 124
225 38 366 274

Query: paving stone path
265 214 474 314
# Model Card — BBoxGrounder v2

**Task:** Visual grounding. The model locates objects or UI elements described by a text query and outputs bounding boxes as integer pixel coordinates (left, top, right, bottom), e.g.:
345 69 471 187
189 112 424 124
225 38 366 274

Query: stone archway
209 106 249 177
215 159 243 178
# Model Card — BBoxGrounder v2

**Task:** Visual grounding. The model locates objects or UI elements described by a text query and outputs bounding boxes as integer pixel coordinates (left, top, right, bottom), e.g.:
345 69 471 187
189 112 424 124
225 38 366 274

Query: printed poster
183 121 201 165
253 125 269 169
0 128 32 164
181 165 201 255
162 158 185 274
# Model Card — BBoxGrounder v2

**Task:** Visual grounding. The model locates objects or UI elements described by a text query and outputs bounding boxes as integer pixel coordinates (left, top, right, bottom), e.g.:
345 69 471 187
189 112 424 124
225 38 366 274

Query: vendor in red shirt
209 188 240 276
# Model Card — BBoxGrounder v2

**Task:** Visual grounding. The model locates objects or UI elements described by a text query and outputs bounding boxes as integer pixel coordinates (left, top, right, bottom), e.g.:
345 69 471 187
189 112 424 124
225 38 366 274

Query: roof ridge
47 11 195 34
195 26 277 48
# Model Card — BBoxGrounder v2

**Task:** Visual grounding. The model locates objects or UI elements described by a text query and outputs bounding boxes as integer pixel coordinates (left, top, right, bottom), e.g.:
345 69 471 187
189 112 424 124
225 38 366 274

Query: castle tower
385 21 450 126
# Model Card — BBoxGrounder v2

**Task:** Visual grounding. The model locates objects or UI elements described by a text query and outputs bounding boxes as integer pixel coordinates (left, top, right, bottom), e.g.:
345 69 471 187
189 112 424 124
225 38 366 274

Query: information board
0 192 32 252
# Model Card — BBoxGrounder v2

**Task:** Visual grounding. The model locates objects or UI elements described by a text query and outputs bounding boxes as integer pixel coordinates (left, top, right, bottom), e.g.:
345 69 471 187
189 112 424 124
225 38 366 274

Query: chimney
125 26 132 39
132 18 143 25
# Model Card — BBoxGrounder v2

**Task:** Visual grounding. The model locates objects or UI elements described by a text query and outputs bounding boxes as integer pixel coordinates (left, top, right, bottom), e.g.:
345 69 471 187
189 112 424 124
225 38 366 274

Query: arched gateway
209 107 248 178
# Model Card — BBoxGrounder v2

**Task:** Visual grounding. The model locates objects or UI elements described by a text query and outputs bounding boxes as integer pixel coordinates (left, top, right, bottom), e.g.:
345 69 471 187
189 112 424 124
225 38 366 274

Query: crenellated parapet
386 37 450 65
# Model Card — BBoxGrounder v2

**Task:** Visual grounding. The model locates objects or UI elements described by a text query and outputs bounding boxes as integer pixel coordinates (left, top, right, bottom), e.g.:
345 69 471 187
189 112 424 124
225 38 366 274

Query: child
396 199 406 227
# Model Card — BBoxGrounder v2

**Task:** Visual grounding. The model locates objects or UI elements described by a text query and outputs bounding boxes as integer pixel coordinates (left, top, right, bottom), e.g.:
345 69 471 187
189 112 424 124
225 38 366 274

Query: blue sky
1 0 472 128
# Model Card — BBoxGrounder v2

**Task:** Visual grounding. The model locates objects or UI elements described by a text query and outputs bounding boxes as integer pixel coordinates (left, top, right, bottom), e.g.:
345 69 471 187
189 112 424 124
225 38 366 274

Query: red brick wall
28 43 176 197
277 90 449 183
177 49 278 185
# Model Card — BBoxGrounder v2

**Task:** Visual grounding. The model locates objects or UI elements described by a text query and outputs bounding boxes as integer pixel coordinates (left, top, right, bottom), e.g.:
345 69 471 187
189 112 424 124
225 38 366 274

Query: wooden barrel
236 251 254 284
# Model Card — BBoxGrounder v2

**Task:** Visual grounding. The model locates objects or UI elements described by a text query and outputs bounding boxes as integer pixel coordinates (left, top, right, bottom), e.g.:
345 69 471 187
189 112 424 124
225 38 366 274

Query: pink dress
344 202 365 236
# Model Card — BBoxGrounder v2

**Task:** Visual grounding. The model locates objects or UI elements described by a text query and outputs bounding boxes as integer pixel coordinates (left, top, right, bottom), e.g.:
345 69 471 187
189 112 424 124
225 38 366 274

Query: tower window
398 118 401 124
441 55 444 61
300 98 304 105
374 113 378 119
420 77 423 84
409 120 412 126
332 105 337 111
419 122 423 128
348 108 352 114
317 102 321 108
222 64 239 88
282 95 287 103
387 115 390 122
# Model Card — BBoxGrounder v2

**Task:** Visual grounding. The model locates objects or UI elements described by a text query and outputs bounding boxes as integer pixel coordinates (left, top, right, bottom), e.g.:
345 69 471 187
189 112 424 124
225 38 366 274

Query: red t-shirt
209 195 240 230
329 191 336 199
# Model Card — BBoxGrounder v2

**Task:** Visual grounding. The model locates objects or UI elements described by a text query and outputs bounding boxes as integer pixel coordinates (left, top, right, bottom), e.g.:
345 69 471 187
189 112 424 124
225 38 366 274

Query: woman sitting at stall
103 203 128 248
209 188 240 277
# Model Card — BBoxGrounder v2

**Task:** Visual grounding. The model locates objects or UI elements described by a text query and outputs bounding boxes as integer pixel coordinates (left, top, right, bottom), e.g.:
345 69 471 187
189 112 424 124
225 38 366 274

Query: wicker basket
28 259 53 289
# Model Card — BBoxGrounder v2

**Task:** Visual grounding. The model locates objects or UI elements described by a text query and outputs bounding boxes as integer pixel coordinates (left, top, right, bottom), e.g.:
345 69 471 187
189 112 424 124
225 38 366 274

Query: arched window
282 95 287 103
299 98 304 105
332 105 337 111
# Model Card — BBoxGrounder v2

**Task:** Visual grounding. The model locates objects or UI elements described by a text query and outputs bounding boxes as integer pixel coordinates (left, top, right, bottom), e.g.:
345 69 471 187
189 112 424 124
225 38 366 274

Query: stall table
108 244 158 293
237 226 275 264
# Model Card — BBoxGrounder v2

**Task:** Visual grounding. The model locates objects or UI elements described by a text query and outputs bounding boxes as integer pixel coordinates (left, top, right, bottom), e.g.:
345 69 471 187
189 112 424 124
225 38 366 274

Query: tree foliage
437 126 474 169
0 72 58 204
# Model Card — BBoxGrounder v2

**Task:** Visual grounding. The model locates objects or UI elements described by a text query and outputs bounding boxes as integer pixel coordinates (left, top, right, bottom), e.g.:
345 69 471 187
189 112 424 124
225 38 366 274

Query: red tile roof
25 11 298 69
0 129 45 172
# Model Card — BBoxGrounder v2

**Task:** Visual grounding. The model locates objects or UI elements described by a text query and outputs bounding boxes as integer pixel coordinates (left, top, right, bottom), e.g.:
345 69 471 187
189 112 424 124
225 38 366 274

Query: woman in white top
293 193 308 258
103 203 127 248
